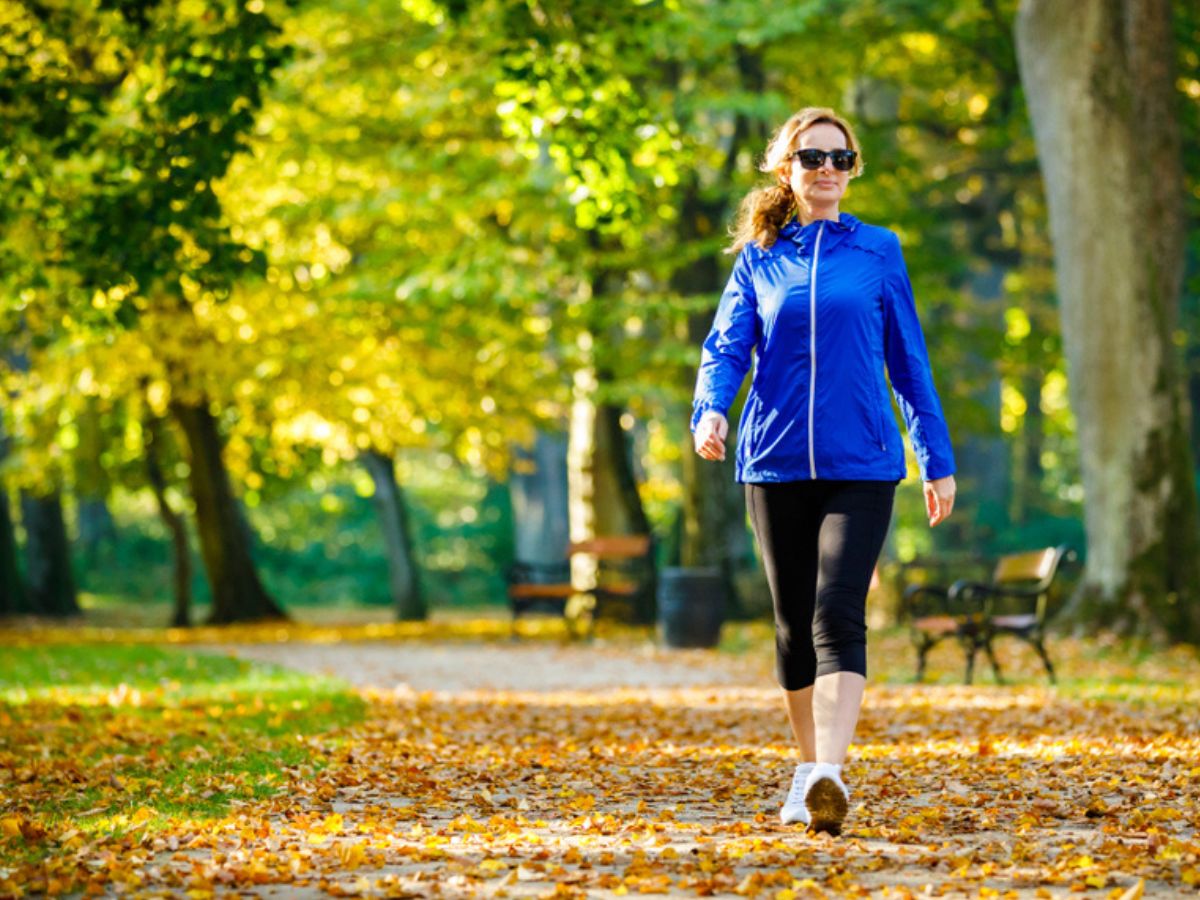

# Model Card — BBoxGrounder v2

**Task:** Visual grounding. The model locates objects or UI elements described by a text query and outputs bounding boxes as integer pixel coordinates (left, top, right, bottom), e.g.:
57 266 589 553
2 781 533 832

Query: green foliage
7 0 1200 618
67 456 514 612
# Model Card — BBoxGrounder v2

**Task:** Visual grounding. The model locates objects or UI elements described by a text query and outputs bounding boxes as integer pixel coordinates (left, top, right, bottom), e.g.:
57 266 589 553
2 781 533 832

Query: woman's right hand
693 411 729 461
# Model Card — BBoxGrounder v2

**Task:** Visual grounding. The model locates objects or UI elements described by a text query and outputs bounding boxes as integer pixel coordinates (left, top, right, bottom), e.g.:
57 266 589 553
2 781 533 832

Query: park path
150 637 1195 899
209 638 759 693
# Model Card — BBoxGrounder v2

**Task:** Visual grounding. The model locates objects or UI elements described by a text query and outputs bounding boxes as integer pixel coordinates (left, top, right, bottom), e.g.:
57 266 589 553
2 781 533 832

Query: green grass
0 644 365 867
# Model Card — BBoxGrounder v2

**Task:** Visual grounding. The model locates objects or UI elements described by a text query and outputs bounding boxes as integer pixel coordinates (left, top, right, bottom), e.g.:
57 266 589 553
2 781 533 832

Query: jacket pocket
874 404 889 452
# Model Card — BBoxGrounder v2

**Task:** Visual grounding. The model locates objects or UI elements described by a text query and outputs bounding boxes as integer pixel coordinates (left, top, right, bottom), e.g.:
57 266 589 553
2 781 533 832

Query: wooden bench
903 544 1076 684
507 534 654 639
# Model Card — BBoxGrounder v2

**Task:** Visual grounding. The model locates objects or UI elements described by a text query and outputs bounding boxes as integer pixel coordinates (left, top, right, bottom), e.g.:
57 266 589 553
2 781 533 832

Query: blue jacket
691 212 956 484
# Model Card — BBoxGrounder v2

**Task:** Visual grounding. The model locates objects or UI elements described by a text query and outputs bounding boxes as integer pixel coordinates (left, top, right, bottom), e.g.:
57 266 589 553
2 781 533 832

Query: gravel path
205 639 764 693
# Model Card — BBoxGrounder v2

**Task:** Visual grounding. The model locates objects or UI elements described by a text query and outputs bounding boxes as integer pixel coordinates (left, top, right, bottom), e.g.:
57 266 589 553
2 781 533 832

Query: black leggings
745 480 897 691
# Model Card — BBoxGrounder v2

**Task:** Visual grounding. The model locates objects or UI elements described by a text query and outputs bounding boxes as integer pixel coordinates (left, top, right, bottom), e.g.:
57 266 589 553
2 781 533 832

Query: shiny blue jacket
691 212 956 484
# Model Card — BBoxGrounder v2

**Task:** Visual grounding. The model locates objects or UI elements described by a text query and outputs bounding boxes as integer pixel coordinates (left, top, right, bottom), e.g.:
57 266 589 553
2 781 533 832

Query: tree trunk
19 489 80 617
362 449 425 621
1015 0 1200 640
568 392 657 624
1016 364 1046 523
169 398 286 624
675 185 750 619
0 489 23 616
144 410 193 628
76 397 117 570
510 430 570 565
669 46 766 619
957 264 1010 540
567 256 658 626
0 419 25 615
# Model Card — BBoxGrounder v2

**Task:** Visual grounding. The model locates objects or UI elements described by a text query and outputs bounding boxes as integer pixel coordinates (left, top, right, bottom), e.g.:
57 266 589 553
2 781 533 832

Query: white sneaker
779 762 815 825
803 762 849 835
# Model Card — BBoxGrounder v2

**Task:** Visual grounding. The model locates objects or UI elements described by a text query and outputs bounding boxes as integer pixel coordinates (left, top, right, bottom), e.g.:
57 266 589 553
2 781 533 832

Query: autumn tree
1015 0 1200 640
1 0 293 623
212 0 571 619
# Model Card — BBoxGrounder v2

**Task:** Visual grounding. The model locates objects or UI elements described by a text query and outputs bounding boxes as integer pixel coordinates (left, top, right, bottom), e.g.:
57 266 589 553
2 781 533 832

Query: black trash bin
657 566 725 648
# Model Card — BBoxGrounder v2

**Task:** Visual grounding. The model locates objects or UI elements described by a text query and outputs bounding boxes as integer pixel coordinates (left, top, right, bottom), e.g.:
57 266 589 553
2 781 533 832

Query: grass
0 644 365 869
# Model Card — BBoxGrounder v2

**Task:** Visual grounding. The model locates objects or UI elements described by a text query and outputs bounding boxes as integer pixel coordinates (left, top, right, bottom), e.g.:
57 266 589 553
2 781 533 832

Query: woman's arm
691 248 759 439
881 231 957 485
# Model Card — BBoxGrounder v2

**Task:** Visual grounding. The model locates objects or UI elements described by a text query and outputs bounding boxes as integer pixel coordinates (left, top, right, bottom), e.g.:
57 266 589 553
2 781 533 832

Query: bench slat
992 548 1057 584
569 535 651 558
508 583 575 600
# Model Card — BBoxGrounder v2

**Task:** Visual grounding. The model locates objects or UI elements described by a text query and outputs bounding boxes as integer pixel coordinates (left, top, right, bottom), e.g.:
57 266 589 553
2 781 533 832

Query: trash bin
657 566 725 648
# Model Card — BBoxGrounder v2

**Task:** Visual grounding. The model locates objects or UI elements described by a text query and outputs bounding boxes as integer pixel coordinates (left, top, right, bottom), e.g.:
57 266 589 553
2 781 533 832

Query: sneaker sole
805 777 847 836
779 806 810 827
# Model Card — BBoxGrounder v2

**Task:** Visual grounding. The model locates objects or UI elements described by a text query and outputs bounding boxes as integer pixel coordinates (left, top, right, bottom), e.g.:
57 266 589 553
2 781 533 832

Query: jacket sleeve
882 232 956 481
691 247 759 432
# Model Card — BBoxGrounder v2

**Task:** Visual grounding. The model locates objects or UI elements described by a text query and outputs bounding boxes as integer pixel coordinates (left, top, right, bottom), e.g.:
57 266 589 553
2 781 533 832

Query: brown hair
727 107 864 254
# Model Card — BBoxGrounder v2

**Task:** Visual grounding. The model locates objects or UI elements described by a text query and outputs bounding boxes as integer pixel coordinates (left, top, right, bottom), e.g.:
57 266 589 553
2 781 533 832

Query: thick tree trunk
19 489 79 617
169 398 285 624
1016 0 1200 640
144 410 193 628
510 431 570 565
568 394 656 624
567 257 658 626
362 449 425 621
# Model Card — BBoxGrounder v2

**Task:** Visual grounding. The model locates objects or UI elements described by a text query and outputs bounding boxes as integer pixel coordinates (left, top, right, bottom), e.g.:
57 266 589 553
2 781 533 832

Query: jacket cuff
922 462 956 482
690 404 725 433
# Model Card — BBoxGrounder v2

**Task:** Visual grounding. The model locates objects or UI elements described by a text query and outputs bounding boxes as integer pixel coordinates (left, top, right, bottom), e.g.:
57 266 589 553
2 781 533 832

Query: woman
691 107 957 836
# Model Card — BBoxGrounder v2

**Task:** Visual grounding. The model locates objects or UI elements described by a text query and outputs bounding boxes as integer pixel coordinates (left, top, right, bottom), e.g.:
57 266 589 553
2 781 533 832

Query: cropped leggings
745 480 897 691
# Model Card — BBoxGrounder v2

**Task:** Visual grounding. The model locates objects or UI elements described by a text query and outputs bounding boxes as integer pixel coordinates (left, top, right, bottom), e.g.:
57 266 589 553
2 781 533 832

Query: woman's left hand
924 475 956 527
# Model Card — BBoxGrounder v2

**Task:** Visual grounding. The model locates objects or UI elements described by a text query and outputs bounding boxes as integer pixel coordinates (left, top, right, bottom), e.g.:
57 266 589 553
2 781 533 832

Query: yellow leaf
0 817 23 838
130 807 156 825
1116 880 1145 900
337 842 366 868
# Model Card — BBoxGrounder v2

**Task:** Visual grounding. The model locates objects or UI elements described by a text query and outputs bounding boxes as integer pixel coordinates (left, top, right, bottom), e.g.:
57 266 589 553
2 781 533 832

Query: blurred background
1 0 1198 638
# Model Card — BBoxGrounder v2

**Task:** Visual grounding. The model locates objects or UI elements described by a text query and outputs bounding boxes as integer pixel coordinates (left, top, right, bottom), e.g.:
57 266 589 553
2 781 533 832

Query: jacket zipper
808 222 825 479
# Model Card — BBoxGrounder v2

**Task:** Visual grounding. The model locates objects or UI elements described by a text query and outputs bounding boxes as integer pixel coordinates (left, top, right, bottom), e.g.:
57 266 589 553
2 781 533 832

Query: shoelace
787 766 813 804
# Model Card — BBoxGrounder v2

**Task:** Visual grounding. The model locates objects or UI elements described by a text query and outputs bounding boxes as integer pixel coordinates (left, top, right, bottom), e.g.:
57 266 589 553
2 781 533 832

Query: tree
1015 0 1200 640
1 0 293 623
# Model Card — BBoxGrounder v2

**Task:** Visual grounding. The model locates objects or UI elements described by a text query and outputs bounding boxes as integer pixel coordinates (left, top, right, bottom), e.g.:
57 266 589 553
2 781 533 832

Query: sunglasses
789 148 857 171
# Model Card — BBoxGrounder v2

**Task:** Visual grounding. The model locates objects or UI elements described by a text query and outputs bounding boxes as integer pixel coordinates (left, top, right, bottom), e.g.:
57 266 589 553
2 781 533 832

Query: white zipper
808 222 825 479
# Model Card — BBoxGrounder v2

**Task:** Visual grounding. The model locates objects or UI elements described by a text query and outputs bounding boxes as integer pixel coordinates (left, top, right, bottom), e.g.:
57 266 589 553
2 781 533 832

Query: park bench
507 534 654 639
902 544 1076 684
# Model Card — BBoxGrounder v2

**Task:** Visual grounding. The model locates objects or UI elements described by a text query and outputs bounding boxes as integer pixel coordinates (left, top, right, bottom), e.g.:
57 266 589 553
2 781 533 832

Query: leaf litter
1 630 1197 898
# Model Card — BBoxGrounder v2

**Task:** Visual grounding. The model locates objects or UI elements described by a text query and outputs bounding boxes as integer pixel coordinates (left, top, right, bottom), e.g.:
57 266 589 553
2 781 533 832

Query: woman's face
781 122 851 212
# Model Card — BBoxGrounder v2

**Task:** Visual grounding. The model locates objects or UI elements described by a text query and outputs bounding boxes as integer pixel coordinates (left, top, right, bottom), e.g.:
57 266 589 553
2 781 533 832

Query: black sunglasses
789 148 857 171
